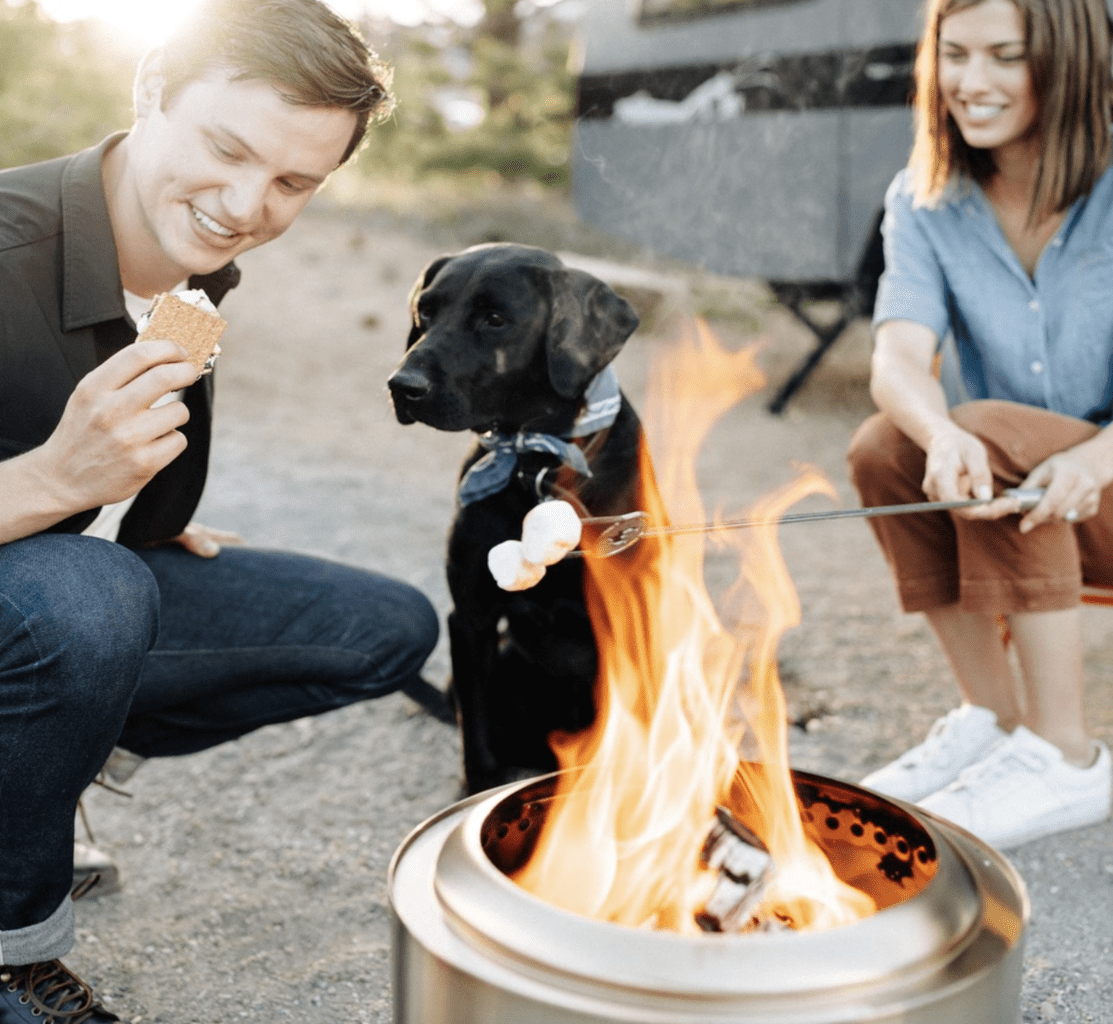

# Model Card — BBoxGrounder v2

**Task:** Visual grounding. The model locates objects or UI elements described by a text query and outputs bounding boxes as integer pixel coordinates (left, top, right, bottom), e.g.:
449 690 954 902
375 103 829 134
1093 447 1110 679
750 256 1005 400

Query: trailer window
638 0 806 22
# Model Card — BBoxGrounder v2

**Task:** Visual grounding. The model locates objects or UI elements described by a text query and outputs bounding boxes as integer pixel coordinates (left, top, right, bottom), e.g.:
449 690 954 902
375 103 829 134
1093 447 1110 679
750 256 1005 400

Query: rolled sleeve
873 172 952 341
865 163 1113 420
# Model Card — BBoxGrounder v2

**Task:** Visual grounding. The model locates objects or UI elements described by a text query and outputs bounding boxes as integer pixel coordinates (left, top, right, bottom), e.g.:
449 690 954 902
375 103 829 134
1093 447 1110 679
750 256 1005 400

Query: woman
848 0 1112 848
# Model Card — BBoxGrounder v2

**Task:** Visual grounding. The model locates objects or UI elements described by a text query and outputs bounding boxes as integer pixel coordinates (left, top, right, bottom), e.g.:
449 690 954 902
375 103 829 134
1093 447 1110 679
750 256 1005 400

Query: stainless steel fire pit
390 770 1028 1023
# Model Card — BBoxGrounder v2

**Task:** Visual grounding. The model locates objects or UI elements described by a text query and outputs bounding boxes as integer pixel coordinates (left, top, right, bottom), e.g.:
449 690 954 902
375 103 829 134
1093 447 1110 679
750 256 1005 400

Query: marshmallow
488 540 547 591
521 500 583 565
135 288 219 332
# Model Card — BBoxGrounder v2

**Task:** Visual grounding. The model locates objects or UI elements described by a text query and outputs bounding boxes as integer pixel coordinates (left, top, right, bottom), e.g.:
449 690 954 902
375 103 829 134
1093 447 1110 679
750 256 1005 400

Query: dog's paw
521 500 583 565
488 540 547 591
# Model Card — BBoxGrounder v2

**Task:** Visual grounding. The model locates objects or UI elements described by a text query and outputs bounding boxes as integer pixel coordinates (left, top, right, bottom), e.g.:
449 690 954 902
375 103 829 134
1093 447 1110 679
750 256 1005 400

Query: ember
511 318 875 931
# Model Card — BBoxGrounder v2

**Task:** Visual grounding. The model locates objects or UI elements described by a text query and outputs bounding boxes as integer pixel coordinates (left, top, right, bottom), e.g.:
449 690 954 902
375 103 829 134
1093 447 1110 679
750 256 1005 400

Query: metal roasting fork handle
578 487 1045 559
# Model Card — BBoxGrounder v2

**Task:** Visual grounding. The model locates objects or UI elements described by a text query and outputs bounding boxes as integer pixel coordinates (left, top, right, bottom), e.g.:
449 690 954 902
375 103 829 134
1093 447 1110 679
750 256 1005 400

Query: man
0 2 439 1019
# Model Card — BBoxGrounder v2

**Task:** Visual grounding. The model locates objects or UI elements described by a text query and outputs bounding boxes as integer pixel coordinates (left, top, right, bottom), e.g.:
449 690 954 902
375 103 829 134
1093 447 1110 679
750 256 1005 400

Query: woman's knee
950 400 1099 475
847 413 909 487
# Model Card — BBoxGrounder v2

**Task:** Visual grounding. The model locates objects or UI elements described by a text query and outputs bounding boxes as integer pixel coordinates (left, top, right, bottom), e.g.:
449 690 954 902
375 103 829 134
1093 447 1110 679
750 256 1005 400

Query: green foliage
0 0 577 195
355 3 576 192
0 0 135 170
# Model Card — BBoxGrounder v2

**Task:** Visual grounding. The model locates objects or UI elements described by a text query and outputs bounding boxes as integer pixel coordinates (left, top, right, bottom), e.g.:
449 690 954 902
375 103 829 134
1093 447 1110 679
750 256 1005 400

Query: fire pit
390 768 1027 1023
391 322 1028 1022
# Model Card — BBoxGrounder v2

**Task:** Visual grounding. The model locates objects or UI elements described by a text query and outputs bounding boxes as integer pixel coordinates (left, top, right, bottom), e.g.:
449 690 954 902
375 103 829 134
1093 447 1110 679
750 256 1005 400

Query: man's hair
908 0 1113 218
153 0 394 165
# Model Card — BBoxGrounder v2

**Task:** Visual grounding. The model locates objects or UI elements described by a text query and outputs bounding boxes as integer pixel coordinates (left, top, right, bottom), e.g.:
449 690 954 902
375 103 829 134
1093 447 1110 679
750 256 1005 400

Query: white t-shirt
81 286 187 542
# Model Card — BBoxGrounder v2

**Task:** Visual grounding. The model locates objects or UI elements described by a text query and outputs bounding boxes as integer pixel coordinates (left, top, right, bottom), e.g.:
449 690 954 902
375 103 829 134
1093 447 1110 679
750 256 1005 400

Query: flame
513 319 875 932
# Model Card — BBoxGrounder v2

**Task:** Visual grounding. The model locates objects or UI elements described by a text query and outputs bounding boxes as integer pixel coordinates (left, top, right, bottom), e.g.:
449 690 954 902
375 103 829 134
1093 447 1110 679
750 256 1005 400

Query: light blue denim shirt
874 164 1113 425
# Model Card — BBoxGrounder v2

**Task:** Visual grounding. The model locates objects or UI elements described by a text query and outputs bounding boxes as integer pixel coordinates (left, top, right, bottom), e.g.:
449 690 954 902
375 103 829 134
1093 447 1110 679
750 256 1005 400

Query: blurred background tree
355 0 578 190
0 0 135 169
0 0 580 195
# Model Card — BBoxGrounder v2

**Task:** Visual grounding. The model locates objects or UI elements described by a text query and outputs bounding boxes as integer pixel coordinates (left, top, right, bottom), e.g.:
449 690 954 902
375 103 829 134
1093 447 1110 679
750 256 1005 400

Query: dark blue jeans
0 534 438 964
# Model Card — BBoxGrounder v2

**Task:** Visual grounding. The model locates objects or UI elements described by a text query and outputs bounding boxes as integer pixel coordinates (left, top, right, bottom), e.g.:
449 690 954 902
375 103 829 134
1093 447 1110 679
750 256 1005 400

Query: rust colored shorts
846 400 1113 615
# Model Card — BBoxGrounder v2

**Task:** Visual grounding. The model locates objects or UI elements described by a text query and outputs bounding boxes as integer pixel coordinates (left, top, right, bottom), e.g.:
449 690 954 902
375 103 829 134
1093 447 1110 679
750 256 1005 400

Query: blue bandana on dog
457 365 622 505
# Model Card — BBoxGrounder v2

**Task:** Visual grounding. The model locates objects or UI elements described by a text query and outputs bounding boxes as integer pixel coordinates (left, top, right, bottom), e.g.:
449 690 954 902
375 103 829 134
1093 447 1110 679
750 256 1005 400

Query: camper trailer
571 0 924 406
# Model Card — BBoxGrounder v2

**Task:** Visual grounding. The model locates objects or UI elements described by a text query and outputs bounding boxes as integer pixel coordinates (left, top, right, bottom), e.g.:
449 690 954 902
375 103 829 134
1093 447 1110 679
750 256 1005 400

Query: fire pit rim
421 769 1010 999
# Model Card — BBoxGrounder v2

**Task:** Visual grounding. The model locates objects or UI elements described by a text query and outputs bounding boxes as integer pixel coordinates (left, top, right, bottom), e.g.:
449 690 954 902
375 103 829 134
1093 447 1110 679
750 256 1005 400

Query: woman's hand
1013 448 1105 534
922 422 994 506
870 319 999 512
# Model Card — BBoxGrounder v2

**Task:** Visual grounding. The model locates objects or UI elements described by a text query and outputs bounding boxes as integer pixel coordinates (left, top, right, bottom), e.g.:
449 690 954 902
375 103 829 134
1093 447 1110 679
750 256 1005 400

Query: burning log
695 806 775 933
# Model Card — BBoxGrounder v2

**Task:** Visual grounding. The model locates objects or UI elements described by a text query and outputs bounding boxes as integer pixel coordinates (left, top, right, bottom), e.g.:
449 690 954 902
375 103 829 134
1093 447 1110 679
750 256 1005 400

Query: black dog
387 243 643 793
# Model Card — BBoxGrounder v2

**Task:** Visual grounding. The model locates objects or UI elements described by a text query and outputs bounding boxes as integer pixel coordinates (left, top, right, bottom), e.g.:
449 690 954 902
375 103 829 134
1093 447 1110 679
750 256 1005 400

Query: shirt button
1031 360 1044 374
1029 300 1040 312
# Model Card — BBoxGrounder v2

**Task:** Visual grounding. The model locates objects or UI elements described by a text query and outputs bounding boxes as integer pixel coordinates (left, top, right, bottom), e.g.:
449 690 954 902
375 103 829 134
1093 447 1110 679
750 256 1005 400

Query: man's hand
29 340 199 515
171 521 244 558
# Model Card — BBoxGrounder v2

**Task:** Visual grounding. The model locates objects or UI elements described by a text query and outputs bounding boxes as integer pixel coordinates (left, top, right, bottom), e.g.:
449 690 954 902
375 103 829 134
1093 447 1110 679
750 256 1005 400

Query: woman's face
938 0 1039 158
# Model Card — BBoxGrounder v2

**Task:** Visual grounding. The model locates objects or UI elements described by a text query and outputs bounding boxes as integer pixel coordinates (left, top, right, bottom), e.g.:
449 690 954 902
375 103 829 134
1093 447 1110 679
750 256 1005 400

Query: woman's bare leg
925 603 1094 765
923 603 1022 730
1008 607 1094 766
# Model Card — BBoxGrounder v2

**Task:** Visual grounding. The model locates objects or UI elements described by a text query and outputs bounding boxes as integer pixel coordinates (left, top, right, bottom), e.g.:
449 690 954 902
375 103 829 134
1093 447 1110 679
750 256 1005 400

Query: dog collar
457 366 621 505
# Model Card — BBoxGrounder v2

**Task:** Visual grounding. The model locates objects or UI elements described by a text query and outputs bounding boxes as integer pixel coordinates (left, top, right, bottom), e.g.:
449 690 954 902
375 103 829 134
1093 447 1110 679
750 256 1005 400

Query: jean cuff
0 897 74 966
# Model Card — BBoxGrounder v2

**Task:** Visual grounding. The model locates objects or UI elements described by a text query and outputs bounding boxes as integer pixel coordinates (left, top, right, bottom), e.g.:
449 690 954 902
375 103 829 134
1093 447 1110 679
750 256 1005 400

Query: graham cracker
139 292 227 374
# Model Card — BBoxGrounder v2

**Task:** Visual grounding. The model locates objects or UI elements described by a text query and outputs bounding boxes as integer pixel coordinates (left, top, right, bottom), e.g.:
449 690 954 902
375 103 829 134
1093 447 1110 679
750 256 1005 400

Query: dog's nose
387 367 432 403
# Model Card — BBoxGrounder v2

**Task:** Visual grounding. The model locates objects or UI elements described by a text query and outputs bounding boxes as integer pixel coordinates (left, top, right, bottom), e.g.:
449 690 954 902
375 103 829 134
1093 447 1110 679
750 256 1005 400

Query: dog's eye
484 311 507 328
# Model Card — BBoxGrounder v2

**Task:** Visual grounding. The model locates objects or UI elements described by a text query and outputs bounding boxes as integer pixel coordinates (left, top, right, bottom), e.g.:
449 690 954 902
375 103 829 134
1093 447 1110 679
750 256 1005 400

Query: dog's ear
546 270 639 399
405 255 453 349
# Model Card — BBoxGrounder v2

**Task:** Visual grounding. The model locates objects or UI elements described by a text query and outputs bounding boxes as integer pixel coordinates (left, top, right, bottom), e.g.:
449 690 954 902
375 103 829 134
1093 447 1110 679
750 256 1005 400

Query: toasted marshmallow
488 540 547 591
521 500 583 565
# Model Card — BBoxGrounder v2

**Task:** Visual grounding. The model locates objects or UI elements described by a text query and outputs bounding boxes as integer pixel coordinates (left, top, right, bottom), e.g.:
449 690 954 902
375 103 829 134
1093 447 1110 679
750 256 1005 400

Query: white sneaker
69 747 143 897
72 842 120 896
860 705 1007 802
919 727 1112 850
100 746 145 786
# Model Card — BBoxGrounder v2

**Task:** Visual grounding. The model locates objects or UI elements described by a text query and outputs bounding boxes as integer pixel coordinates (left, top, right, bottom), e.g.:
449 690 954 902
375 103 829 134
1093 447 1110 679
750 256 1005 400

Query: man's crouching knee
0 534 160 719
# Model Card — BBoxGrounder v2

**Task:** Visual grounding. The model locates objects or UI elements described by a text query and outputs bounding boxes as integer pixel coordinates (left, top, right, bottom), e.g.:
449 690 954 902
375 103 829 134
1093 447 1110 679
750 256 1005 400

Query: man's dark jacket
0 135 239 547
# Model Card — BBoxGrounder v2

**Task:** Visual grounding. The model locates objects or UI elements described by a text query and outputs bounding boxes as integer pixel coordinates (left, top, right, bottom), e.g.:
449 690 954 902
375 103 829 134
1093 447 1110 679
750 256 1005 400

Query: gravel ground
68 202 1112 1024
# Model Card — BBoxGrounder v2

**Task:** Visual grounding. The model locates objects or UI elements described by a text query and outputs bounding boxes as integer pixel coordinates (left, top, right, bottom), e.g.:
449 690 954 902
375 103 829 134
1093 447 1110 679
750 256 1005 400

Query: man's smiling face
122 67 357 283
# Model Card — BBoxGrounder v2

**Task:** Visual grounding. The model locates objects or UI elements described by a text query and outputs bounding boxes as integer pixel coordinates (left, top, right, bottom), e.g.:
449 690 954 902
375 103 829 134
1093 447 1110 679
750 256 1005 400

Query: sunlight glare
36 0 201 47
36 0 486 45
332 0 484 27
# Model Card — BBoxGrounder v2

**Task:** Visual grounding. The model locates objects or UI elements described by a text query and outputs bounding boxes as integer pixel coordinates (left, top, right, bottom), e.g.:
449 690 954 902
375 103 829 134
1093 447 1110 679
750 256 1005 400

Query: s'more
136 289 227 376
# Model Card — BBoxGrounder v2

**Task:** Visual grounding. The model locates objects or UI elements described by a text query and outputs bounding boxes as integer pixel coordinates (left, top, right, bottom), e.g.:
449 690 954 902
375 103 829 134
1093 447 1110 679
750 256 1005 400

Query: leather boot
0 960 120 1023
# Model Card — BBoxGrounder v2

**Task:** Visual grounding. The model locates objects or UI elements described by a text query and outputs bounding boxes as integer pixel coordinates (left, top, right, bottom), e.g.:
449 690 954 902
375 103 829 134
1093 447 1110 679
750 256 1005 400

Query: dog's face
387 243 638 433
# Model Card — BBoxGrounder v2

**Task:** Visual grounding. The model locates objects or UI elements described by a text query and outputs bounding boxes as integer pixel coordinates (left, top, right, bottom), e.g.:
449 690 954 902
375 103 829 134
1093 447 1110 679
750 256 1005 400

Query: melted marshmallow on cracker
137 289 226 376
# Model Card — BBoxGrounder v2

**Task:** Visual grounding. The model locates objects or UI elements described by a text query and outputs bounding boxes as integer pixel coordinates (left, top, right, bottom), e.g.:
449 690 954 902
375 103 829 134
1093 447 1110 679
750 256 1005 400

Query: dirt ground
69 200 1112 1024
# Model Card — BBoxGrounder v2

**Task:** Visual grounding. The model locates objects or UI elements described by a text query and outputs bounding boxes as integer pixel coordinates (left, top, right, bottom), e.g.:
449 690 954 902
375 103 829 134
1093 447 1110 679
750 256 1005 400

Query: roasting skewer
575 487 1045 559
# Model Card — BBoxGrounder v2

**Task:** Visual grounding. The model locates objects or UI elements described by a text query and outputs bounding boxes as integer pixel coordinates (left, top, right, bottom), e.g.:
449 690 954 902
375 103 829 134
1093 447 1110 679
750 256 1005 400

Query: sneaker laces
0 961 115 1023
